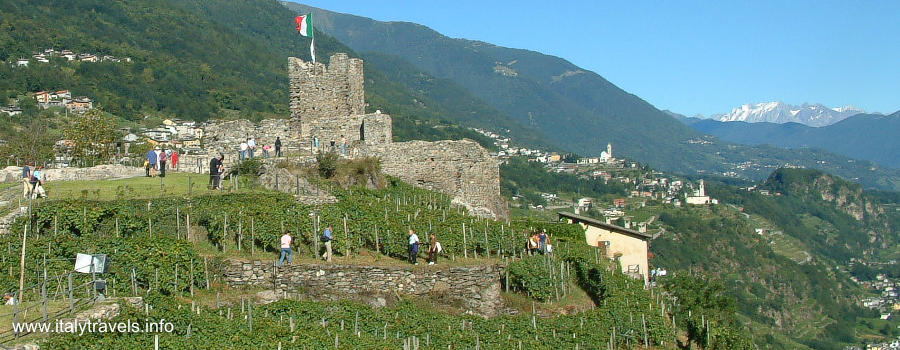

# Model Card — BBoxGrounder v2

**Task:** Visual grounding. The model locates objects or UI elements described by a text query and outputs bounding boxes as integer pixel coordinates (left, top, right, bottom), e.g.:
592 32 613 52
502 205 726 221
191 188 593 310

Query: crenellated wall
289 53 365 121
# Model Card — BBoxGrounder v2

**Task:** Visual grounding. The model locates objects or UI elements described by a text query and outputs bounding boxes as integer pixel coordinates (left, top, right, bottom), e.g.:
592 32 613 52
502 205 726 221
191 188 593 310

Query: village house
78 53 98 62
16 58 29 67
33 91 51 104
51 90 71 100
559 211 652 284
66 97 93 112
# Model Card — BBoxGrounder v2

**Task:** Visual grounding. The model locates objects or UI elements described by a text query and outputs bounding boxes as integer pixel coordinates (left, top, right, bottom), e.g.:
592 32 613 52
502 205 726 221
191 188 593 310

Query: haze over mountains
678 111 900 169
708 102 866 127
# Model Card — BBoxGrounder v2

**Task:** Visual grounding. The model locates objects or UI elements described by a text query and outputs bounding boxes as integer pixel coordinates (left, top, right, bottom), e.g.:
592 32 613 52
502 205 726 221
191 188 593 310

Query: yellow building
559 212 651 284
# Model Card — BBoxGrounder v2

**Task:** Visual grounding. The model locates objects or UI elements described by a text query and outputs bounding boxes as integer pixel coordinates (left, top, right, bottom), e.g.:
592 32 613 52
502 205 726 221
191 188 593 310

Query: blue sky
296 0 899 116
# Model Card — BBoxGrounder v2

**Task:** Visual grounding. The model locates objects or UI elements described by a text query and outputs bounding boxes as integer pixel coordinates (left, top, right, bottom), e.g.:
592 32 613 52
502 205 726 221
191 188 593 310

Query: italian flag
294 14 316 62
295 14 313 37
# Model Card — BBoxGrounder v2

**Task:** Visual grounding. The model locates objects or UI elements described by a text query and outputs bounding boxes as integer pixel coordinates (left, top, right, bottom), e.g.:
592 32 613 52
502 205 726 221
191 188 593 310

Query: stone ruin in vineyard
186 53 507 219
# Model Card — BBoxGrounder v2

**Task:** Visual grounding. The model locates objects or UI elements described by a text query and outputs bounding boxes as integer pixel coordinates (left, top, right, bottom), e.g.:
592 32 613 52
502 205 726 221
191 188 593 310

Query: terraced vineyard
0 176 752 348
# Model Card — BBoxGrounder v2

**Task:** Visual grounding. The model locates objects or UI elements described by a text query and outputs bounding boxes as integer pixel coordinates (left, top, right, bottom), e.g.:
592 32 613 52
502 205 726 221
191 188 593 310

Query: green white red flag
294 14 315 62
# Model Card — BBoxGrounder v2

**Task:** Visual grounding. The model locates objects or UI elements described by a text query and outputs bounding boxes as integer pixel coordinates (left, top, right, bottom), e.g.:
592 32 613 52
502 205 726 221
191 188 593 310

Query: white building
686 180 713 205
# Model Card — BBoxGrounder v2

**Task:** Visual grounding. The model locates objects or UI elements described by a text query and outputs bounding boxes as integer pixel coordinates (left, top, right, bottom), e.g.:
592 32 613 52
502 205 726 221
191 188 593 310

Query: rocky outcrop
257 165 337 205
223 260 504 317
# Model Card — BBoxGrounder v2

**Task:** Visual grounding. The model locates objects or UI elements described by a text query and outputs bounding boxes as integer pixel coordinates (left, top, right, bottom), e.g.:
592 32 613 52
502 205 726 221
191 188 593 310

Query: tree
64 109 118 166
0 119 56 165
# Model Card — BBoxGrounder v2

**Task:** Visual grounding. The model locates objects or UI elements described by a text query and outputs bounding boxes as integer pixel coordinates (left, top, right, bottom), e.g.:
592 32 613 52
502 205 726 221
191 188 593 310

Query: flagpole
309 13 316 63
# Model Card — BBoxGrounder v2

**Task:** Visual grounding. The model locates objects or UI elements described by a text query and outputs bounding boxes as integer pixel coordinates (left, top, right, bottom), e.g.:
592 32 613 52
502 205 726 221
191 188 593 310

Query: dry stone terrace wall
374 140 507 219
223 260 504 317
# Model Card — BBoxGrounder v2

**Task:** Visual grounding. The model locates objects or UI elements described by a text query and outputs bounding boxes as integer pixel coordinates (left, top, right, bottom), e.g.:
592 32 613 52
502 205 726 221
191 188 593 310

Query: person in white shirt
240 140 248 160
247 137 256 158
3 292 16 305
408 229 420 265
278 231 293 266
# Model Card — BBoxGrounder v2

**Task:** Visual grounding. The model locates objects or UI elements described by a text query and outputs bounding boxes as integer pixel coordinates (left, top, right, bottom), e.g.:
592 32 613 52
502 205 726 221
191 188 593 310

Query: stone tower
288 53 365 121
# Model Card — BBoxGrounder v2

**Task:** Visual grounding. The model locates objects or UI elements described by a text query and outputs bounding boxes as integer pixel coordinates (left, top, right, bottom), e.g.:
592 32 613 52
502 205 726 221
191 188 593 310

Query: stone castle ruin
194 53 506 219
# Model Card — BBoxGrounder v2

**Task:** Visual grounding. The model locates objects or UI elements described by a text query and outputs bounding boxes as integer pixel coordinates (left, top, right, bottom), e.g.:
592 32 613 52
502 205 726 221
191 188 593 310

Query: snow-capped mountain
712 102 865 127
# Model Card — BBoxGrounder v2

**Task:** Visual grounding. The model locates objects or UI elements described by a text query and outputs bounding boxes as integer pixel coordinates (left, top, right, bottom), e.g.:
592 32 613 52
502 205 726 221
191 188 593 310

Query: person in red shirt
171 150 179 171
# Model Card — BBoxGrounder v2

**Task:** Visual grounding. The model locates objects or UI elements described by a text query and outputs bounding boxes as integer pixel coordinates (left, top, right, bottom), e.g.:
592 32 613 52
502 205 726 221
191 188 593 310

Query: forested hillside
652 168 899 349
0 0 508 147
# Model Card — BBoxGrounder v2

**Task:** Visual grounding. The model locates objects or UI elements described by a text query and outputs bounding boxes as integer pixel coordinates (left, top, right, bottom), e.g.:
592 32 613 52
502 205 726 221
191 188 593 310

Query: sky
294 0 899 116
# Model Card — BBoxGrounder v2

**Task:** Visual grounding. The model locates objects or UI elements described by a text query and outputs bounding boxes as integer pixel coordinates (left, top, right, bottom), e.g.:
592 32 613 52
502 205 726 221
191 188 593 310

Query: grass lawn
42 172 268 201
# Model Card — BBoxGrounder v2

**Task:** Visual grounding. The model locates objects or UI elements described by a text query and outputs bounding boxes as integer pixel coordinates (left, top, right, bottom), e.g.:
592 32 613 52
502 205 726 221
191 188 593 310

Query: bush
316 151 338 178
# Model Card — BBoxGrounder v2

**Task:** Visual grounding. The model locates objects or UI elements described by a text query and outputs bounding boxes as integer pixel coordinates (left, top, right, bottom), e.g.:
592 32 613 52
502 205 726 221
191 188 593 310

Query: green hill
0 0 524 149
652 168 899 349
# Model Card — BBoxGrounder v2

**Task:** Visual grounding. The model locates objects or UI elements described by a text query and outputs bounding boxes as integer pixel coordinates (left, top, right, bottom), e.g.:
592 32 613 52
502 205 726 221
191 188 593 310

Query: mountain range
283 2 900 191
2 0 899 190
679 111 900 169
709 102 866 127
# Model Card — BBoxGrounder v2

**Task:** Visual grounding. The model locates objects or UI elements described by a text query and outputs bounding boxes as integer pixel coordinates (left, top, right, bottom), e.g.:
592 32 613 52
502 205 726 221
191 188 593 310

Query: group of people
312 135 349 156
526 231 552 255
240 136 282 160
145 148 178 177
276 228 442 267
21 164 46 199
407 229 442 265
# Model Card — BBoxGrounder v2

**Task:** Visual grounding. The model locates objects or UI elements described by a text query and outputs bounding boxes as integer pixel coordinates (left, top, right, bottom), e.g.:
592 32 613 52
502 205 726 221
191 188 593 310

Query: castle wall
299 112 392 151
374 140 507 219
200 119 302 158
289 53 364 122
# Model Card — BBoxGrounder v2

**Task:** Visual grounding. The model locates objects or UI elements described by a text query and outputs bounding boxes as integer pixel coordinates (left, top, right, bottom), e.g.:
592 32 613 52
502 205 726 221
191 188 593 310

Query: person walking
146 149 158 177
21 164 31 199
321 225 333 262
340 135 347 156
274 137 282 157
262 144 271 158
209 154 224 190
539 231 548 254
408 229 420 265
247 137 256 158
158 149 167 178
428 233 441 265
278 231 293 267
239 140 248 160
30 166 46 199
154 148 162 172
171 150 179 171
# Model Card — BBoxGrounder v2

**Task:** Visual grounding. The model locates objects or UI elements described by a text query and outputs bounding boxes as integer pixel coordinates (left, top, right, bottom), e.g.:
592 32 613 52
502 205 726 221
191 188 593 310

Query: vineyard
0 178 752 348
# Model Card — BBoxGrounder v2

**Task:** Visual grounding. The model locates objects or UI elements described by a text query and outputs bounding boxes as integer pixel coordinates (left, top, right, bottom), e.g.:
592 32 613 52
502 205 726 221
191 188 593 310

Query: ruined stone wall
223 260 504 317
299 112 392 151
373 140 507 219
289 53 364 121
200 119 301 158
